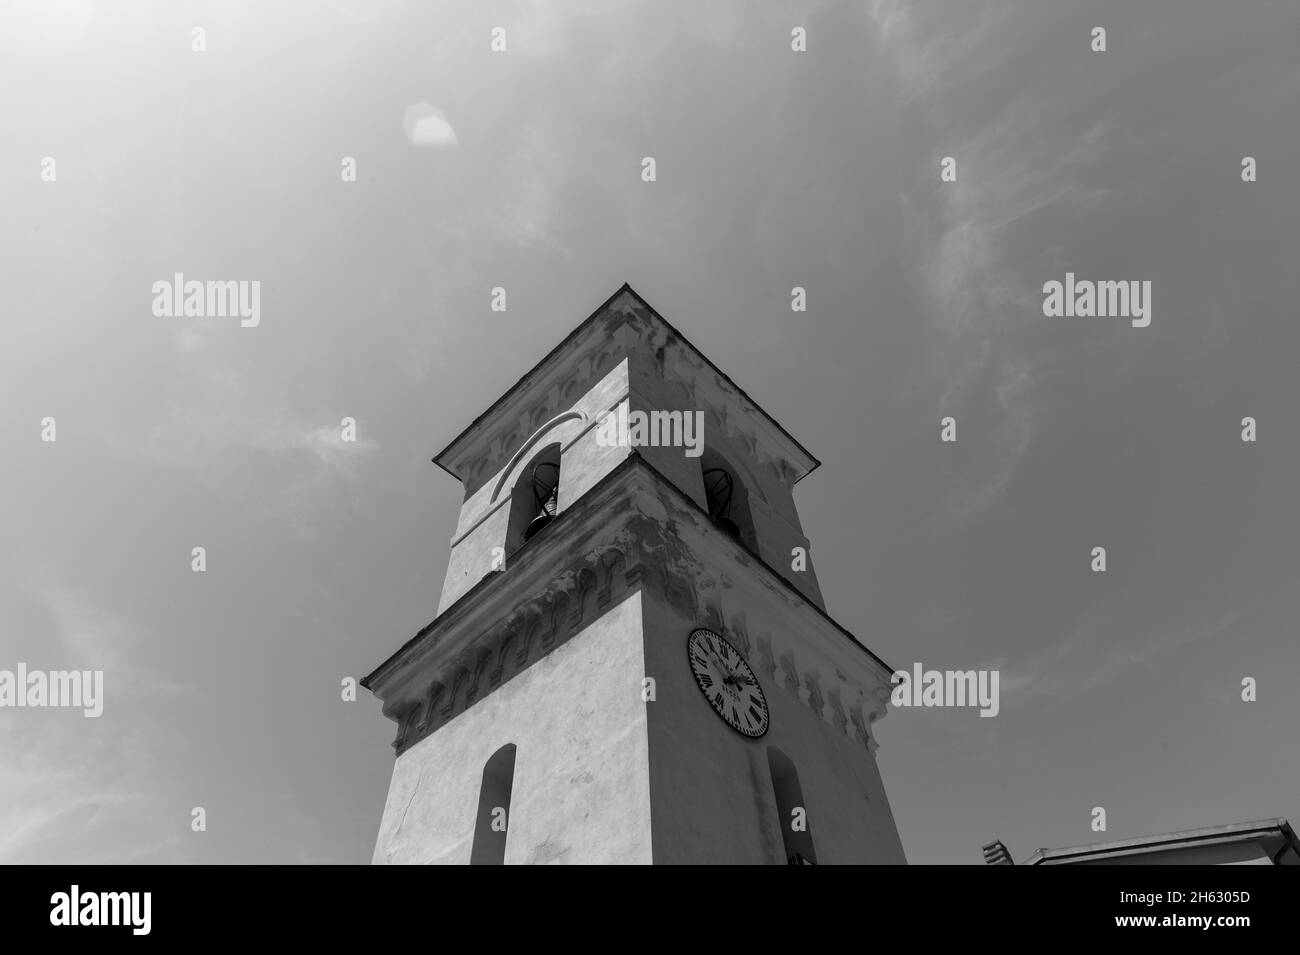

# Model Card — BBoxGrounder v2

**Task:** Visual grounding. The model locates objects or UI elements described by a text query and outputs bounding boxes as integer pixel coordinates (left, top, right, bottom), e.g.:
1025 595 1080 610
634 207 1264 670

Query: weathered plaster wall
641 585 907 865
625 327 827 610
379 282 900 865
372 592 652 864
438 359 631 613
435 293 830 614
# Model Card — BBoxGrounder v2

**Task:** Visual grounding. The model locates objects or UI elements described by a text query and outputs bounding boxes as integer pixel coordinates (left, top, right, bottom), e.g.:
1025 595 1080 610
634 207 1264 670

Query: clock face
687 628 769 738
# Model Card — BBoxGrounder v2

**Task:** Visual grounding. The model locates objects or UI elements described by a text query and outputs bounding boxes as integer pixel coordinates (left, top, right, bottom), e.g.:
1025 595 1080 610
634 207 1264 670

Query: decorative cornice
367 454 894 756
387 538 639 755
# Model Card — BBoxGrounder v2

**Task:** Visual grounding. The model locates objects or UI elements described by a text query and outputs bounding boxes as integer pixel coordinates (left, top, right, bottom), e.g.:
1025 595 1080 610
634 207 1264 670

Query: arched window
505 444 561 556
700 448 757 551
767 746 817 864
470 743 517 865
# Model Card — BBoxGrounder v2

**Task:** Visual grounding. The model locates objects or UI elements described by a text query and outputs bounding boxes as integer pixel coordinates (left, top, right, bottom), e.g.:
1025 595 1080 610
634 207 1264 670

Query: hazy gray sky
3 0 1297 864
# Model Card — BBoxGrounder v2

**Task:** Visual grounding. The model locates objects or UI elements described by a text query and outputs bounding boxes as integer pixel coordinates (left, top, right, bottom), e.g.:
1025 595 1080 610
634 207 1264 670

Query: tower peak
365 285 905 865
433 284 818 492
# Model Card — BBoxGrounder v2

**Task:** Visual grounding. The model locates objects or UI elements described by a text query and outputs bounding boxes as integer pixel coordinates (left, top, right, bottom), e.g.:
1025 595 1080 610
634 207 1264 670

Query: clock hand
702 643 749 687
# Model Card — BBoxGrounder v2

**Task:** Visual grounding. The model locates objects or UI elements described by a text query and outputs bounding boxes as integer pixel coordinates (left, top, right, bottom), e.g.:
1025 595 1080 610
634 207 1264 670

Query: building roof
432 282 821 484
1022 818 1299 865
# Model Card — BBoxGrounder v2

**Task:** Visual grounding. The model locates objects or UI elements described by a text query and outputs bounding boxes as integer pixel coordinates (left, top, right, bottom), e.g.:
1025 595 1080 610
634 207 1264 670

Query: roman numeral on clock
689 629 767 737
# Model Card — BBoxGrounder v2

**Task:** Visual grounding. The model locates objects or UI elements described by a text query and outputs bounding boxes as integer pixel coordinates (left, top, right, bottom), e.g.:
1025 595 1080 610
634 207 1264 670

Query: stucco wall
438 359 631 613
372 592 651 864
627 342 827 610
641 587 907 865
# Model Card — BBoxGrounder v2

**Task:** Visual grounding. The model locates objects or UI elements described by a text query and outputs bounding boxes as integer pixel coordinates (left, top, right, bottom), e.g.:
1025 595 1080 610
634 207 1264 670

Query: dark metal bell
714 516 740 539
523 511 553 542
702 467 738 537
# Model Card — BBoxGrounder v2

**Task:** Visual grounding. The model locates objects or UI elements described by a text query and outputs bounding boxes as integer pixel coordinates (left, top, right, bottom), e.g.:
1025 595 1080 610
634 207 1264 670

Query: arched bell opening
699 448 757 552
506 443 561 556
702 467 740 537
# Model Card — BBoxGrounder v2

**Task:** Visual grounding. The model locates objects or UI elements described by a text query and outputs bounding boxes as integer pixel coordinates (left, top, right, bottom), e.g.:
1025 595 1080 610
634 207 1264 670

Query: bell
539 486 558 517
518 459 560 546
702 467 738 538
531 461 559 514
523 511 553 542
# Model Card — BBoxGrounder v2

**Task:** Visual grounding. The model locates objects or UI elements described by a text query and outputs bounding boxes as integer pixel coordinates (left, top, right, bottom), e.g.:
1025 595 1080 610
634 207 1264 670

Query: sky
2 0 1298 865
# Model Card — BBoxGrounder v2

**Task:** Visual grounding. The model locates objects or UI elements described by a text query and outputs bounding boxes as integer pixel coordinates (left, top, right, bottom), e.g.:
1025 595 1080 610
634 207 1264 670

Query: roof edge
431 283 821 483
1022 818 1298 865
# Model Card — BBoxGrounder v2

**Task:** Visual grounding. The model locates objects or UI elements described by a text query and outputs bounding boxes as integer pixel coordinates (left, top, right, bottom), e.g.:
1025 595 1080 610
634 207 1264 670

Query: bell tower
362 284 907 865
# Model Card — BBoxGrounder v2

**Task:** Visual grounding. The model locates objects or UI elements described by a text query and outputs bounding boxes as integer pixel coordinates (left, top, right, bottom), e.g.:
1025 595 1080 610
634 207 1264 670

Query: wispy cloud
869 0 1012 103
0 585 191 863
876 3 1122 525
24 575 197 699
403 102 458 147
996 605 1246 710
109 349 380 533
254 421 379 476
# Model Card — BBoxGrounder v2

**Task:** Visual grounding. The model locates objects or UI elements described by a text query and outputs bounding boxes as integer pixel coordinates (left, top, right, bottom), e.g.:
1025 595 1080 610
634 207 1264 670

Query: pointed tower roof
433 283 820 487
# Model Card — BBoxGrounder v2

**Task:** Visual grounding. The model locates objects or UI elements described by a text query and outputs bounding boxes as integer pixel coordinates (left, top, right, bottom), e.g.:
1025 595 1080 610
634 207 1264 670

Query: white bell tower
363 285 907 865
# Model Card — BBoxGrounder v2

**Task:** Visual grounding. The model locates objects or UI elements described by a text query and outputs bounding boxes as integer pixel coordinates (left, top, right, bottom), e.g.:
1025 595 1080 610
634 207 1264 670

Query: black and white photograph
2 0 1297 934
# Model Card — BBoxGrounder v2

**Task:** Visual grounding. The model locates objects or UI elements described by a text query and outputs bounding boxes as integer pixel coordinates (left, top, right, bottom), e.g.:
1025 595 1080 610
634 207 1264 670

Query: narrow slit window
767 746 817 864
470 743 517 865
